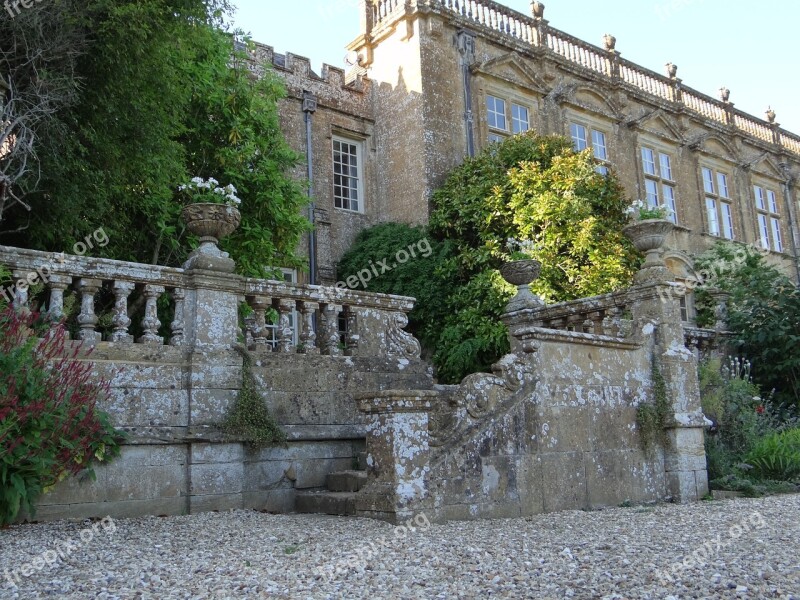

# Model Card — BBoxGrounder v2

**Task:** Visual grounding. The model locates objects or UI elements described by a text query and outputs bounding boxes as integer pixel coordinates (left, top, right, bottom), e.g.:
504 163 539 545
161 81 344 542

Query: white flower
191 177 203 184
208 177 219 186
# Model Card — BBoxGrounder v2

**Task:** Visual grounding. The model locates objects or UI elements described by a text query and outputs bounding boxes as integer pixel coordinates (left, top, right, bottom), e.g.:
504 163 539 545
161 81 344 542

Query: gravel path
1 494 798 599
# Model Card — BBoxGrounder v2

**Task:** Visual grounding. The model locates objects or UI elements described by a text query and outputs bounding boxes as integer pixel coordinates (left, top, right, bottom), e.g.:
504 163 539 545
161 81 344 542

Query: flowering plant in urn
179 177 242 272
625 199 673 222
179 177 242 208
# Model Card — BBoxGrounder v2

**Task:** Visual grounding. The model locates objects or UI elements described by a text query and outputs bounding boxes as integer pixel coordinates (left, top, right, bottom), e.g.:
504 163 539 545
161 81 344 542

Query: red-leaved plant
0 307 124 525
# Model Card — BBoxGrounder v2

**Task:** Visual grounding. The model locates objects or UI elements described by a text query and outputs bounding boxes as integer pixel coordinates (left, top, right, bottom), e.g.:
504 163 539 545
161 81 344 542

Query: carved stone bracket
429 353 536 450
386 312 422 360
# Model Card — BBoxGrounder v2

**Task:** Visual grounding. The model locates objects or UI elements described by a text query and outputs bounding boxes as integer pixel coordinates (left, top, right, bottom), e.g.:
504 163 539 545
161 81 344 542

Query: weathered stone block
191 442 244 464
189 462 244 495
541 452 588 512
103 388 189 427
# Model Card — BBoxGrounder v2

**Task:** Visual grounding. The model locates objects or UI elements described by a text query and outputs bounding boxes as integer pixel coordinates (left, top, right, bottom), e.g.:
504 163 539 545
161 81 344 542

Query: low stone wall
27 344 430 521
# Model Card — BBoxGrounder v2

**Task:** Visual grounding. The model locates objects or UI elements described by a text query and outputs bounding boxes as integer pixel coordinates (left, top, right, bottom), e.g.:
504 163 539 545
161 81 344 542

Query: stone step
295 490 357 516
326 470 368 493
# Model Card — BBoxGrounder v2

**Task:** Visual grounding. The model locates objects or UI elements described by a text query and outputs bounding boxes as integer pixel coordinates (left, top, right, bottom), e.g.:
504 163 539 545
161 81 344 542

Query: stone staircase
294 452 368 516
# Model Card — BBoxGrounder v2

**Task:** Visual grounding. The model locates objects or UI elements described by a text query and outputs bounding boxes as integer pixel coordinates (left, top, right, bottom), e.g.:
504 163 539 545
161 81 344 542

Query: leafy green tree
695 243 800 408
3 0 308 276
340 133 637 383
428 133 637 382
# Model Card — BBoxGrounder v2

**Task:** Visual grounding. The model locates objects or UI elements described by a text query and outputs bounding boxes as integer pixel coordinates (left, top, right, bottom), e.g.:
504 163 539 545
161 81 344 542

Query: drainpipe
303 91 318 285
457 30 477 158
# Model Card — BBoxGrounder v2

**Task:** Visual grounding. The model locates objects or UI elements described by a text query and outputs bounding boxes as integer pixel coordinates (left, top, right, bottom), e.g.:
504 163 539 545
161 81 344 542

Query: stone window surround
565 110 612 175
638 138 679 225
698 159 736 241
752 179 784 253
331 131 366 214
480 86 536 144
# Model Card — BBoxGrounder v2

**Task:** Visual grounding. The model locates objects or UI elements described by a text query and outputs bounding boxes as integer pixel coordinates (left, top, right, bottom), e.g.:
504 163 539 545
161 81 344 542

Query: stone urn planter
500 259 543 313
623 218 673 282
182 203 241 272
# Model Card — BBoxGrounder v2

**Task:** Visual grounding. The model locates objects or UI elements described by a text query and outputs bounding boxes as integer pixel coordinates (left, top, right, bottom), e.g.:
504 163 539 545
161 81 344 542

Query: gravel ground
1 495 798 599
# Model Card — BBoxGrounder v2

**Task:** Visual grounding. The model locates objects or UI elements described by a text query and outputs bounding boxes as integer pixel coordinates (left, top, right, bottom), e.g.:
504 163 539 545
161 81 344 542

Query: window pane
333 138 361 212
717 173 730 198
721 203 734 239
488 133 504 144
758 214 770 249
641 147 656 175
702 168 715 194
487 96 506 130
511 104 529 134
570 123 588 151
595 165 609 176
645 179 659 207
659 153 673 180
706 198 719 236
771 218 783 252
663 185 677 224
754 186 766 211
768 190 779 214
591 130 607 161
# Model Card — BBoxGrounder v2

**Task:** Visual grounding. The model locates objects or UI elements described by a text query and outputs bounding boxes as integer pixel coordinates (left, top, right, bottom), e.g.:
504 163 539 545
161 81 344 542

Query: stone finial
531 1 545 18
766 106 777 124
603 34 617 51
718 87 730 103
666 62 678 78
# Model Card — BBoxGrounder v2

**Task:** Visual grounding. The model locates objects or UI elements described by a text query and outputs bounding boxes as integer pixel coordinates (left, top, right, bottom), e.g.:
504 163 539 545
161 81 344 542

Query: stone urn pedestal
182 203 241 273
623 219 674 284
500 259 543 313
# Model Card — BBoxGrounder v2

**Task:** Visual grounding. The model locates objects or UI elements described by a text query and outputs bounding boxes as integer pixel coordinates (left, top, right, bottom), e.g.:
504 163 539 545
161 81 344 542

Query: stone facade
264 0 800 301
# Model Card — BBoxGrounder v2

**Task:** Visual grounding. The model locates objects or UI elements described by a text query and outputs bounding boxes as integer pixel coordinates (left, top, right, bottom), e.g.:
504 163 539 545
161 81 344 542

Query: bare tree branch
0 1 84 231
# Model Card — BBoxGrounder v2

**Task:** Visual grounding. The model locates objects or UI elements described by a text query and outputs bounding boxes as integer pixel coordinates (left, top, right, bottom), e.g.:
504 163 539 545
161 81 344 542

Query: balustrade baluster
137 284 164 345
46 275 72 325
602 307 623 337
299 301 320 354
344 306 359 357
588 311 605 335
77 278 102 343
110 281 135 343
248 296 271 350
10 270 30 311
275 298 296 353
169 288 186 346
320 303 342 356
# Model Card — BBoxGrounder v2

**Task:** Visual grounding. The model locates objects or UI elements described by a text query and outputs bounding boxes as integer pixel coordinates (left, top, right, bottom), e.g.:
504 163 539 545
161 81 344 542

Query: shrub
694 242 800 409
340 134 638 384
0 308 123 525
745 428 800 482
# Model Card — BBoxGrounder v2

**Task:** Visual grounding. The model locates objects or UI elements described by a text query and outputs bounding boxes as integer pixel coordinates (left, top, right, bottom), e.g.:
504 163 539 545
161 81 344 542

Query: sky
230 0 800 133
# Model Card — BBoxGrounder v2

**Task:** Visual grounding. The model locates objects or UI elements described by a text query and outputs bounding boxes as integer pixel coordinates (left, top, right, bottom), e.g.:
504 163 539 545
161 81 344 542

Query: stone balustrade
0 244 420 360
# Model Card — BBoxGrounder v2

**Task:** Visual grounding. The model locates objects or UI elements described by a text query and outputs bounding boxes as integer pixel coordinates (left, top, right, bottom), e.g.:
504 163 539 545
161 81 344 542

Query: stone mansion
256 0 800 312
